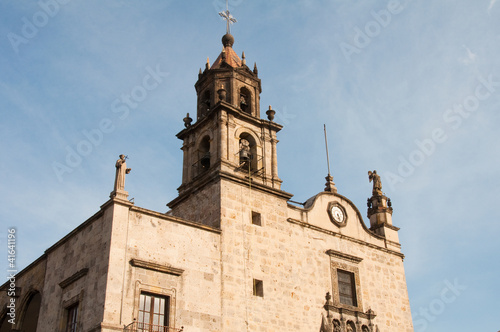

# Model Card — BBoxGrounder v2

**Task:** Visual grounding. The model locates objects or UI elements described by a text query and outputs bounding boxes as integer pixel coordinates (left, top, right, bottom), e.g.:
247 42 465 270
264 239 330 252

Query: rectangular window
65 303 78 332
253 279 264 297
251 211 262 226
138 293 170 332
337 270 357 306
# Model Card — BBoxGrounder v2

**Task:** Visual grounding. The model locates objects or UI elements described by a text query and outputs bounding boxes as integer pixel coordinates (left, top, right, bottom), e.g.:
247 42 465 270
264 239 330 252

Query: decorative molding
287 218 404 259
326 250 363 264
130 259 184 276
370 222 400 232
59 268 89 289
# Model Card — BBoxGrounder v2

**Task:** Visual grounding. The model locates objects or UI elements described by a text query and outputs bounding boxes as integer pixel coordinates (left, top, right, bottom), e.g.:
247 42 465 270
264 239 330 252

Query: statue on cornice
114 154 131 192
368 170 382 196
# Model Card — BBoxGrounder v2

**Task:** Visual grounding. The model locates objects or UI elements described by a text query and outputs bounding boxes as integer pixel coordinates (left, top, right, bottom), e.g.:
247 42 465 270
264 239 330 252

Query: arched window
239 87 251 114
239 133 257 171
199 90 211 118
19 292 42 332
198 136 210 173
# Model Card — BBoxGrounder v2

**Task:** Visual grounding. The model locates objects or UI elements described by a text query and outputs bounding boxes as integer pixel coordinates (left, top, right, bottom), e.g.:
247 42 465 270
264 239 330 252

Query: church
0 9 414 332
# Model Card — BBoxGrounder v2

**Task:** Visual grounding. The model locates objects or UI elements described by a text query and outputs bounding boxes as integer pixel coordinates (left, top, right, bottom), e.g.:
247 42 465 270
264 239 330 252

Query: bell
200 152 210 169
239 149 251 162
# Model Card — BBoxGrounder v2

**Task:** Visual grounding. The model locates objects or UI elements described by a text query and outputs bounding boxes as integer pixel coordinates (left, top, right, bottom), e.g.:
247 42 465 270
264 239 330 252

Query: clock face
331 206 345 223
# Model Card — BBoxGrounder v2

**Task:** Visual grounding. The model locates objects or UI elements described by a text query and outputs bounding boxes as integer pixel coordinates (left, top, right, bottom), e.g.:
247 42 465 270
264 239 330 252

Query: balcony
124 321 184 332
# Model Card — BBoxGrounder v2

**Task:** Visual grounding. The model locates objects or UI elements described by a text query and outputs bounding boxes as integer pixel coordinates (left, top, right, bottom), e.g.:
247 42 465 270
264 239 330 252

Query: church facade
0 31 414 332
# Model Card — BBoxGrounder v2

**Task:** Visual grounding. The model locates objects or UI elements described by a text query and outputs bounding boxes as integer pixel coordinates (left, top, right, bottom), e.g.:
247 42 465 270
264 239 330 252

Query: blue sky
1 1 499 331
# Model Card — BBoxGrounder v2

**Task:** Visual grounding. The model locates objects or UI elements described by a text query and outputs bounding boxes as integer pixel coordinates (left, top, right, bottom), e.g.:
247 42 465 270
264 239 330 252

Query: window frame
65 303 78 332
253 279 264 297
251 211 262 226
133 282 177 331
337 269 357 307
327 249 363 311
137 292 170 331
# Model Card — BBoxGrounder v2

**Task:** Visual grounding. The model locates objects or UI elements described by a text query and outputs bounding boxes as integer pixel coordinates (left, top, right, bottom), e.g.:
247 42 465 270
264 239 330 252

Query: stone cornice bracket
130 259 184 276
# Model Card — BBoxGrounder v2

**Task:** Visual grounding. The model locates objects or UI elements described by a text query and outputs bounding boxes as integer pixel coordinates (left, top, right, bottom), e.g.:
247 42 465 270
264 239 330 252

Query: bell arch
234 127 261 172
239 86 252 115
197 135 211 173
198 89 211 119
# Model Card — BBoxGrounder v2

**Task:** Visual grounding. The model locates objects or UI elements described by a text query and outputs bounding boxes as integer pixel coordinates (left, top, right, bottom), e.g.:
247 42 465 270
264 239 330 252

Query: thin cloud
488 0 498 12
460 45 477 64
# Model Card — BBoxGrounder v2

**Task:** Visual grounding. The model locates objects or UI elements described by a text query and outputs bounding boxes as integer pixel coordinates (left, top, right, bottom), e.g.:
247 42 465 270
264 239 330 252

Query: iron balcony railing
124 321 184 332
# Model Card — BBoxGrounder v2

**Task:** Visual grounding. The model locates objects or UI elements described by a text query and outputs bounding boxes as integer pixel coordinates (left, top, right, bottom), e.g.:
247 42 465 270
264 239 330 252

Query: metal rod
324 124 331 176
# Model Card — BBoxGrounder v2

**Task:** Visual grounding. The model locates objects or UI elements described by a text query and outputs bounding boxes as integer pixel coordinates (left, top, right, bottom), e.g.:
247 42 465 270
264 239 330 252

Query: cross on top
218 0 237 34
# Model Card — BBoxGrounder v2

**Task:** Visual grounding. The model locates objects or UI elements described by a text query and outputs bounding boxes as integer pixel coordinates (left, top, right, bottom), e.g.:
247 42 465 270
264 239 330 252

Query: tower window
337 270 357 307
198 136 211 173
251 211 262 226
203 90 211 111
239 87 251 114
253 279 264 297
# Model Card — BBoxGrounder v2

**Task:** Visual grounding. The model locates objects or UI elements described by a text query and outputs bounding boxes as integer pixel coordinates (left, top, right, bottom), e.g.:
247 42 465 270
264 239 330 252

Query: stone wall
216 180 413 331
101 203 223 332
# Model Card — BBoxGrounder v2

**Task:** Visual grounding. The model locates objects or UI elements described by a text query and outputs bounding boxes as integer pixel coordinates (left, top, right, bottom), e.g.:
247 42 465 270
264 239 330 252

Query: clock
328 203 347 226
331 206 345 223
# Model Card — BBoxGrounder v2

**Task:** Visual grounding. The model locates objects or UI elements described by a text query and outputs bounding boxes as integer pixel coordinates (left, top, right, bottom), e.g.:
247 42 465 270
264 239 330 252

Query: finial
221 33 234 47
266 105 275 121
242 51 246 65
253 62 258 75
206 57 211 70
218 0 237 34
217 85 227 101
324 174 337 193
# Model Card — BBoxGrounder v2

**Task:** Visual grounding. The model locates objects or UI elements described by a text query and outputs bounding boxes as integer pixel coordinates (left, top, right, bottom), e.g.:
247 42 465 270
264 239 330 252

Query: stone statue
368 170 382 195
333 320 341 332
346 324 353 332
114 154 131 192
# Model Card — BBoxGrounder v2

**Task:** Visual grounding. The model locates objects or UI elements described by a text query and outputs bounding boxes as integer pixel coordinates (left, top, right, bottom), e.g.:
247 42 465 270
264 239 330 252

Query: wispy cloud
488 0 498 12
460 45 476 65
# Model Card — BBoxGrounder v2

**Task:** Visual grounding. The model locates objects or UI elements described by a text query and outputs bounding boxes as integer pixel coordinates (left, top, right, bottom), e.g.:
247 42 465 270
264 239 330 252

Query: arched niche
346 320 356 332
19 291 42 332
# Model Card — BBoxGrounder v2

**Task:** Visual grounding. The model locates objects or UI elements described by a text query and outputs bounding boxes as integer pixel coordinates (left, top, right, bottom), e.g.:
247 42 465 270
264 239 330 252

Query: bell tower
167 31 290 226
